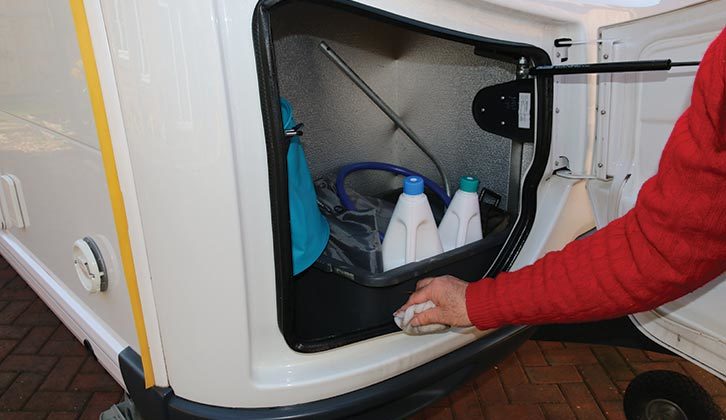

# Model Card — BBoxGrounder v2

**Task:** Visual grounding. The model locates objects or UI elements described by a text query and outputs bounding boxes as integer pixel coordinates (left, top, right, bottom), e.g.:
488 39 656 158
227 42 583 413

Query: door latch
553 156 612 182
553 38 617 63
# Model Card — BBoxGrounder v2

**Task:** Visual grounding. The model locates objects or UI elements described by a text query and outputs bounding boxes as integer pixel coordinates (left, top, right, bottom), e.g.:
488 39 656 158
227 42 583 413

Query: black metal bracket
472 78 535 143
529 59 699 76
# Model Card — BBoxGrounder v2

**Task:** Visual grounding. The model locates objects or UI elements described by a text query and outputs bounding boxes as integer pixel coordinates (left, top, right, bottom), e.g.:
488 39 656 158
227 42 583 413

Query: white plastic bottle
438 176 483 252
382 176 443 271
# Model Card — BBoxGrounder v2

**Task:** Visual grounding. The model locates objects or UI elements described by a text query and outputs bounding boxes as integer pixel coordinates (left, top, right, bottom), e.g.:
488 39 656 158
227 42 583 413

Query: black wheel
623 370 724 420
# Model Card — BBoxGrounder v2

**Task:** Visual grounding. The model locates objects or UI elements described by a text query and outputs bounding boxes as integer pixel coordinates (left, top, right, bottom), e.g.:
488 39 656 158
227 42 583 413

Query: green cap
459 176 479 193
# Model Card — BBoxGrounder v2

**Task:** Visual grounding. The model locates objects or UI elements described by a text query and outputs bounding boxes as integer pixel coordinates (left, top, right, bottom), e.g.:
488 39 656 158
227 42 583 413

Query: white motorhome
0 0 723 418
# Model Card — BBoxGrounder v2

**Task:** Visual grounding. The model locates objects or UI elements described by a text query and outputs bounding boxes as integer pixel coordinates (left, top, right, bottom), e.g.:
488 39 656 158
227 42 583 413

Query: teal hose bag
280 98 330 275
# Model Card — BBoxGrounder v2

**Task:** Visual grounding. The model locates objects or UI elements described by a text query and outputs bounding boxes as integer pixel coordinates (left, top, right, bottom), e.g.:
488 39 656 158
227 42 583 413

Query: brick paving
417 340 726 419
0 257 123 419
0 256 725 419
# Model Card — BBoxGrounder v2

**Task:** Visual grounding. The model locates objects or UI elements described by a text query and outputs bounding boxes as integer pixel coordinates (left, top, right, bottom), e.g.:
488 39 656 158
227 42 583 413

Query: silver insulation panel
271 2 518 206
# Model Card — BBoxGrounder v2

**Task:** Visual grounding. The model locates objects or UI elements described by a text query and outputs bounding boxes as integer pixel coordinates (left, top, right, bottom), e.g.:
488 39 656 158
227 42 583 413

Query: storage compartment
254 0 552 352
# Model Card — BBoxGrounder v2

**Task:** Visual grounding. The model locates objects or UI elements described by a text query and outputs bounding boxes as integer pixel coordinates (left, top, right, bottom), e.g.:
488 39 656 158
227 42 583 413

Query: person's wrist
462 282 473 326
464 280 477 326
465 278 499 330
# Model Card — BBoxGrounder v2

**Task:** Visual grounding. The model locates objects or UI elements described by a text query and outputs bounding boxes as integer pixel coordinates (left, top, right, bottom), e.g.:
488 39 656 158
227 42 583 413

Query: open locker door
586 0 726 380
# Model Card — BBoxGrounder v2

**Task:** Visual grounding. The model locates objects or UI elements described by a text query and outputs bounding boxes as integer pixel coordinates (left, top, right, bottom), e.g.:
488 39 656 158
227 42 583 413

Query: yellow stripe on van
69 0 156 388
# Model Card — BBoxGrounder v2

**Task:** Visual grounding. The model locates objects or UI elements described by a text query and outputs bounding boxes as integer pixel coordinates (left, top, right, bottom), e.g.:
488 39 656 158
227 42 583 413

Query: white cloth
394 300 449 335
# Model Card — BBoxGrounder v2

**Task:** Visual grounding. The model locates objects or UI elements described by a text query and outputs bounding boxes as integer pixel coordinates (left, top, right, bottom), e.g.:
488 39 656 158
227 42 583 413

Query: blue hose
336 162 451 211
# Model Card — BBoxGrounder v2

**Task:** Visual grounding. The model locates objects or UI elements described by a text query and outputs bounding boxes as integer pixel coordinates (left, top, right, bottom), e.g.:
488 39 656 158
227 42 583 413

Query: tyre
623 370 724 420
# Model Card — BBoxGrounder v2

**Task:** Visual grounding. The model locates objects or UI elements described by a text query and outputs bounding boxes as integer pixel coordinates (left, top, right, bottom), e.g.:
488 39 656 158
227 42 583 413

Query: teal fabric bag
281 98 330 275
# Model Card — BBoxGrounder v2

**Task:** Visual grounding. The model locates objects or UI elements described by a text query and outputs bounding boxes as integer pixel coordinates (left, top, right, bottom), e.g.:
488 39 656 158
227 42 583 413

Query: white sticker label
518 92 531 129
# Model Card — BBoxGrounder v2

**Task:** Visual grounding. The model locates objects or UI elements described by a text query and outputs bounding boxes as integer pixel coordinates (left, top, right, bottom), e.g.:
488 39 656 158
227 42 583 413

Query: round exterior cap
459 176 479 193
72 238 107 293
403 176 425 195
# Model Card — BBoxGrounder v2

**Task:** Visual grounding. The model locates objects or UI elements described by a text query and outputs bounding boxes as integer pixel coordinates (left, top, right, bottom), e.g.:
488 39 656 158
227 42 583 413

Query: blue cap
403 176 424 195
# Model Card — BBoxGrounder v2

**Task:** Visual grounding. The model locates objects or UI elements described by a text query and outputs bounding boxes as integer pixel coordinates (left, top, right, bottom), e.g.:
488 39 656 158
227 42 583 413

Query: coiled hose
336 162 451 211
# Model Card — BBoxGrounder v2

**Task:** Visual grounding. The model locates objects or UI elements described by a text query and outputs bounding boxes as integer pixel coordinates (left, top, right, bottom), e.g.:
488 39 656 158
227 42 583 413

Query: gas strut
528 59 700 76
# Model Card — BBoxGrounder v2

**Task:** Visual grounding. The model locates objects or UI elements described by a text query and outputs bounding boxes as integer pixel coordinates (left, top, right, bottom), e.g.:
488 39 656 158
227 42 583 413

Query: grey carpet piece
271 1 517 207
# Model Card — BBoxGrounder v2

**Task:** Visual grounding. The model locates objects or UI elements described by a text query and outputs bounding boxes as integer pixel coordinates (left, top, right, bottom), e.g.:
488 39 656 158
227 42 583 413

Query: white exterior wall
0 0 138 385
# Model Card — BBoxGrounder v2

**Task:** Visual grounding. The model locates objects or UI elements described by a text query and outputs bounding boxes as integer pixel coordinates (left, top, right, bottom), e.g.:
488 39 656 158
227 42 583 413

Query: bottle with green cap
438 176 483 252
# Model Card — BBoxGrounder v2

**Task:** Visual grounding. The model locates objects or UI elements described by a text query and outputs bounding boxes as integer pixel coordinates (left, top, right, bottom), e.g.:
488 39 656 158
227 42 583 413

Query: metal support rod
319 41 451 196
529 59 700 76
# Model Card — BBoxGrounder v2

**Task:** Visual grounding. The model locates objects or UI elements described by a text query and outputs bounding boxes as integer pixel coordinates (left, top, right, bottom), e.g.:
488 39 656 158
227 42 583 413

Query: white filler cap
73 237 107 293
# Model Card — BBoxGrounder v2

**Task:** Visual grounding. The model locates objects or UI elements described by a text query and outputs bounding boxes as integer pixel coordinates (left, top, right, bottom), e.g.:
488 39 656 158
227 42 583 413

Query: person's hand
395 275 472 328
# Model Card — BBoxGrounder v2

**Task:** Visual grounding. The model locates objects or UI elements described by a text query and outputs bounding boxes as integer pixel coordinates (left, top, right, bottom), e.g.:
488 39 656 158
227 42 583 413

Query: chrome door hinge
593 40 615 181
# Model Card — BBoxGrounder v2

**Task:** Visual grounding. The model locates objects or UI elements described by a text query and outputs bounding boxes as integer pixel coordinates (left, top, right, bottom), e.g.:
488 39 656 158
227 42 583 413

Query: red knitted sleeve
465 28 726 330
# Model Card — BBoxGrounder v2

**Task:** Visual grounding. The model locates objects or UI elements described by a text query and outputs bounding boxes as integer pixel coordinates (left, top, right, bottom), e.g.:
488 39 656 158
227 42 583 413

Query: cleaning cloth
394 300 449 335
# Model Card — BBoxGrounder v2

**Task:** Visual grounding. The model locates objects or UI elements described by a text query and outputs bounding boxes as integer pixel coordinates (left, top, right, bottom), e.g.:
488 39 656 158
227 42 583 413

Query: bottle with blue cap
382 176 443 271
438 176 483 252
